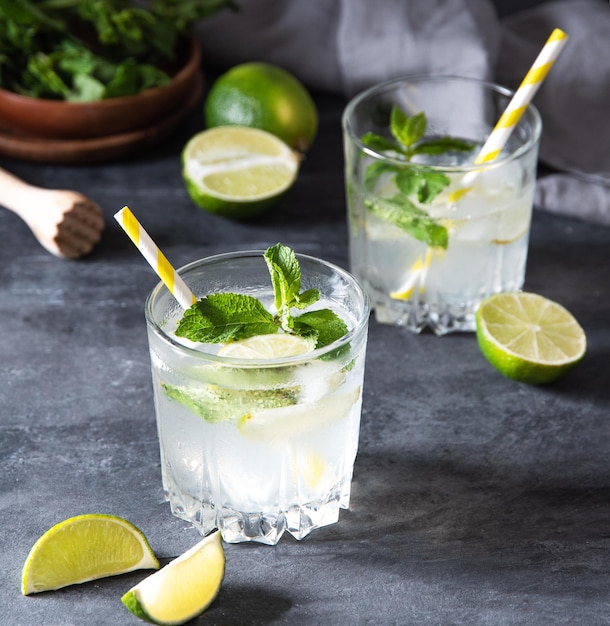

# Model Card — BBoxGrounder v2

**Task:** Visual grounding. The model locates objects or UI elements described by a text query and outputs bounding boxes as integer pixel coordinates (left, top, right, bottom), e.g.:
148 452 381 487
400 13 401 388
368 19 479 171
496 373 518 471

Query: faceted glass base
372 290 478 335
165 475 352 545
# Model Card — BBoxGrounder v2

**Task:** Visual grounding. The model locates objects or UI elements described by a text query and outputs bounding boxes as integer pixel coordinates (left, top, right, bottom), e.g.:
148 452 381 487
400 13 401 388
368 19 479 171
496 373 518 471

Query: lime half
21 514 159 595
182 126 299 219
122 531 225 625
476 292 586 384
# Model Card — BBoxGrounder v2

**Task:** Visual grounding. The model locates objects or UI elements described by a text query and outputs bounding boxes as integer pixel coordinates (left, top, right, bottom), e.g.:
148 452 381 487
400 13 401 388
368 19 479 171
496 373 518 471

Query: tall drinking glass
145 250 369 545
343 75 542 335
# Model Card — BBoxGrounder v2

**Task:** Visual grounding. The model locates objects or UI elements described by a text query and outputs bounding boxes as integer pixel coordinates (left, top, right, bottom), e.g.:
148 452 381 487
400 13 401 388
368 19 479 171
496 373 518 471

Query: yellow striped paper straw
390 248 435 300
114 206 197 309
449 27 569 203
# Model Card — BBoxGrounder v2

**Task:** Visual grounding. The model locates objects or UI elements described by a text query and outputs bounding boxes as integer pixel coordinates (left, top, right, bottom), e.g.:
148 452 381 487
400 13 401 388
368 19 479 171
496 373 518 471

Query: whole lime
204 62 318 153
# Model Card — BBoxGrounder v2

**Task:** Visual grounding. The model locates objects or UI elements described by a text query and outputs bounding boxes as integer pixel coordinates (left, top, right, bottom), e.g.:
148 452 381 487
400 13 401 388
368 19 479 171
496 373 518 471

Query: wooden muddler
0 168 105 259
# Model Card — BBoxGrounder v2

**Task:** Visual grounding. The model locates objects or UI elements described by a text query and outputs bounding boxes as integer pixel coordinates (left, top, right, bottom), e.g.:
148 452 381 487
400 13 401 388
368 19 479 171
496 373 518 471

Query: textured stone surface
1 87 609 626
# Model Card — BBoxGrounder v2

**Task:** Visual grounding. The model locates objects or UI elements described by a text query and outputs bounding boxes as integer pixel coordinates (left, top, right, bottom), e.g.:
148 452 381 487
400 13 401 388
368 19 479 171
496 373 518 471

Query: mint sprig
175 243 348 349
263 243 320 332
361 106 475 249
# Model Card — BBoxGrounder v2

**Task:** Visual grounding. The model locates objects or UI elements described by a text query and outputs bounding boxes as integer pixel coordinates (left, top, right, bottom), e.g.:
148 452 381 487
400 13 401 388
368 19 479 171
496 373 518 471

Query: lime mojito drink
343 76 542 335
145 245 369 545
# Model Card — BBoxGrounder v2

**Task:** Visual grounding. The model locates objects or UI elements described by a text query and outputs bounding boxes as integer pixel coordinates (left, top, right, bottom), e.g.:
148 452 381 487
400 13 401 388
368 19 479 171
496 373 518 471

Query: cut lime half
182 126 299 219
475 292 586 384
21 514 159 595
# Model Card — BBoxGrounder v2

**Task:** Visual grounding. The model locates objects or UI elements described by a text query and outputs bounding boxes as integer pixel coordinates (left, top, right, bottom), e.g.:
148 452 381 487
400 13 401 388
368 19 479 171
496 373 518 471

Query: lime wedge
475 292 586 384
21 514 159 595
122 531 225 625
218 333 311 359
182 126 299 219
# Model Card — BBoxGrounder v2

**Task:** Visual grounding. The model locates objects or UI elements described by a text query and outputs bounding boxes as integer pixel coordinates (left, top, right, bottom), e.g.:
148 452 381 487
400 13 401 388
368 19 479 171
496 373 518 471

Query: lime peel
121 531 225 626
21 514 159 595
475 292 586 384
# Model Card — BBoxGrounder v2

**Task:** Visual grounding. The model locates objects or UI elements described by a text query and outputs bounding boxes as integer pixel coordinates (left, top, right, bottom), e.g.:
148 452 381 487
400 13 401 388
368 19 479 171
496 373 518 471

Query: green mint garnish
175 243 348 349
361 106 475 249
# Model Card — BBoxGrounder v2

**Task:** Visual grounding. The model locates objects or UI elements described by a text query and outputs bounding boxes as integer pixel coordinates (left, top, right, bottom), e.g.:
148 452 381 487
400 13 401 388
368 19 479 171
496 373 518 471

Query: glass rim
342 73 542 173
144 249 370 367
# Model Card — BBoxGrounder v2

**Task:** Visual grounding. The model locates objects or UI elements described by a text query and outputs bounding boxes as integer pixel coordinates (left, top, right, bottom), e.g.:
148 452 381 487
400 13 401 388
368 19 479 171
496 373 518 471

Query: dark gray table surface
1 86 609 626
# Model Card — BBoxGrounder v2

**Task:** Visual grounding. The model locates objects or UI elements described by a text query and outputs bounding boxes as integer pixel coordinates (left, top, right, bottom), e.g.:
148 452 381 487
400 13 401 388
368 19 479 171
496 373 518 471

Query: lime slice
182 126 299 219
218 333 311 359
475 292 586 384
21 514 159 595
238 386 360 442
122 531 225 625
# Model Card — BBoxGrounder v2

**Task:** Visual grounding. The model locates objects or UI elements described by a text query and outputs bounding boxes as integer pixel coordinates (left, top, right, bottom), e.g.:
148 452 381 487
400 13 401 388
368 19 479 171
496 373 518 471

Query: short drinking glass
145 250 369 545
343 75 542 335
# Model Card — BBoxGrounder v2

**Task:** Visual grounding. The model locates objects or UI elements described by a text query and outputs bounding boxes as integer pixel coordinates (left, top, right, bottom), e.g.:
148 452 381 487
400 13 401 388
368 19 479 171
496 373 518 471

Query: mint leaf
293 288 320 309
162 383 229 423
417 171 451 204
391 108 426 151
175 293 277 343
361 132 402 154
293 309 349 349
395 169 450 205
163 382 298 423
264 242 301 308
413 136 475 156
394 169 425 197
365 194 449 249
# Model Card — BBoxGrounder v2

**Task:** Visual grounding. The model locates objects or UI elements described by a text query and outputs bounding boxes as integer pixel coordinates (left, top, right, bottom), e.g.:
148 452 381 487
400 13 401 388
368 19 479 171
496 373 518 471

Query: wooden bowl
0 36 201 140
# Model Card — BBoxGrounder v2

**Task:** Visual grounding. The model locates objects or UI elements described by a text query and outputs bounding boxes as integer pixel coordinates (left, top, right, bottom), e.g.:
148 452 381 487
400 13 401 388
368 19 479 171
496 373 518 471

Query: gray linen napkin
196 0 499 94
196 0 610 224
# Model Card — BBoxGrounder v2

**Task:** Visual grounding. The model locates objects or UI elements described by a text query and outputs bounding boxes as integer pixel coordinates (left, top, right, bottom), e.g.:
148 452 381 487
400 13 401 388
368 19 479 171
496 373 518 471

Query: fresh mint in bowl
0 0 235 139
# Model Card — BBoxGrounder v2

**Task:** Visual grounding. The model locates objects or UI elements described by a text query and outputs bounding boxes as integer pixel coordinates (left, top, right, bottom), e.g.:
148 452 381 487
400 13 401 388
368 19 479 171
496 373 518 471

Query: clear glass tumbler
145 250 369 545
343 75 542 335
